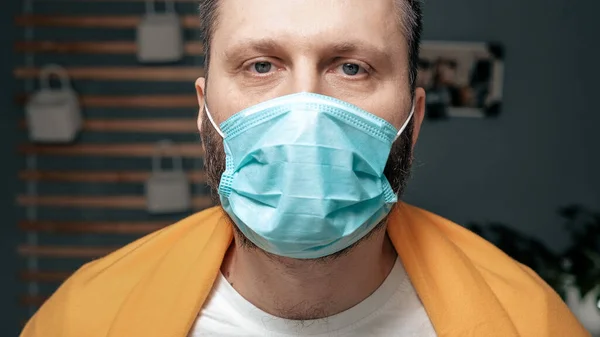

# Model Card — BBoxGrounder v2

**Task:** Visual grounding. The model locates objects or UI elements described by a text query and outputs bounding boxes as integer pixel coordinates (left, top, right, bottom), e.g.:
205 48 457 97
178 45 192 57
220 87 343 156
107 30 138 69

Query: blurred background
1 0 598 335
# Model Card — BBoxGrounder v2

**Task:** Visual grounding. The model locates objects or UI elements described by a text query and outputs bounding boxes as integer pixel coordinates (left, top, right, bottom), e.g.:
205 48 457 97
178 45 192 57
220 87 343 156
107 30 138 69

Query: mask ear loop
393 101 415 142
204 104 225 138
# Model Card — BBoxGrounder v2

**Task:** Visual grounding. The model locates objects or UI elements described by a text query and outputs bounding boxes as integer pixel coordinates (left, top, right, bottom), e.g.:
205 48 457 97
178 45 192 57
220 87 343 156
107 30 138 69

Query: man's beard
199 108 414 263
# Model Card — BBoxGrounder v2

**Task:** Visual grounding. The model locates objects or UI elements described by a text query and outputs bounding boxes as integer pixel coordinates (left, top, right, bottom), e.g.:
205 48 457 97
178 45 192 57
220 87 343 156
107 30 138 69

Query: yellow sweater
20 203 590 337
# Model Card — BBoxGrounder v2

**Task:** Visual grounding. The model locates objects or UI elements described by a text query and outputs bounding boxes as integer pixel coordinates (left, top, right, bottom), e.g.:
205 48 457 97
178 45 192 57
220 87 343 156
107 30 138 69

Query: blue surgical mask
205 92 414 259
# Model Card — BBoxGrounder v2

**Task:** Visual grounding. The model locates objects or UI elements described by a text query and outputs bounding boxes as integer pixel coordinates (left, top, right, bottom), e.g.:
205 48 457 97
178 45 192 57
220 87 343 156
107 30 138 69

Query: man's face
196 0 426 256
199 0 422 129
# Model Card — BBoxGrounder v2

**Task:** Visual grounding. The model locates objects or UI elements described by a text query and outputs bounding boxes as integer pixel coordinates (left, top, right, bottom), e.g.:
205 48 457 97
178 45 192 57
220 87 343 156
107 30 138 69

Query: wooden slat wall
15 15 200 28
25 0 197 2
19 220 170 234
17 195 214 209
21 296 50 307
14 66 203 81
15 41 204 55
19 118 198 132
20 271 72 283
15 0 209 315
19 170 207 183
18 245 120 258
15 94 197 108
18 143 204 156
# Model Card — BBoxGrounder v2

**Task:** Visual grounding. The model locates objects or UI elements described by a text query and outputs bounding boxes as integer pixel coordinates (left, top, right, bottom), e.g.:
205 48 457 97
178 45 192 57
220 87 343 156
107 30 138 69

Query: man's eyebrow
223 38 281 62
329 41 384 54
328 41 393 65
222 38 392 64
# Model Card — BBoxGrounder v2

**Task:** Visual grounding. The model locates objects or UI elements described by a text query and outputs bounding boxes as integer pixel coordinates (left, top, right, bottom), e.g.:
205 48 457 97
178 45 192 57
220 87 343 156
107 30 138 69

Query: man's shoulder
400 203 560 295
20 206 230 337
396 203 587 336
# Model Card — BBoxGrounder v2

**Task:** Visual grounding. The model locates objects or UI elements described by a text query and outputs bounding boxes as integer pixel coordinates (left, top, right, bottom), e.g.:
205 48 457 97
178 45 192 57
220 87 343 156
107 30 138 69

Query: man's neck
220 228 398 320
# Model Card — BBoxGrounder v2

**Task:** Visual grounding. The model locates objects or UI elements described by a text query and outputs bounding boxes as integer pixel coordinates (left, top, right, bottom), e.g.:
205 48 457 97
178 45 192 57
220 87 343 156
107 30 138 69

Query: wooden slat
20 271 72 283
15 94 197 108
15 41 204 55
17 195 214 209
15 15 200 29
14 66 203 81
20 296 48 306
18 245 118 258
19 220 169 234
19 170 206 183
18 143 204 157
22 0 197 2
77 119 198 132
19 119 198 133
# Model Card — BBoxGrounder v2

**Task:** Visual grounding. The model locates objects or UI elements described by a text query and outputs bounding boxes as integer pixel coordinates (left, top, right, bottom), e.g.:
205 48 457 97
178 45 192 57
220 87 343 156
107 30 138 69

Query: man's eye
337 63 366 76
251 62 273 74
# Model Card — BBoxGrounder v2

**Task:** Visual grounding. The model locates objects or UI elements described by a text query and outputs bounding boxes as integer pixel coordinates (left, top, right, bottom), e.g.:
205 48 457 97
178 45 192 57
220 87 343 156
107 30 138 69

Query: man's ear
195 77 206 133
411 87 426 150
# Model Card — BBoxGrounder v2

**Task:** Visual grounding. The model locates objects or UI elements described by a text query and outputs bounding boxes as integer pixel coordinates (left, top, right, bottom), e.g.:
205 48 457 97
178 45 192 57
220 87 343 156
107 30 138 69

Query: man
21 0 589 336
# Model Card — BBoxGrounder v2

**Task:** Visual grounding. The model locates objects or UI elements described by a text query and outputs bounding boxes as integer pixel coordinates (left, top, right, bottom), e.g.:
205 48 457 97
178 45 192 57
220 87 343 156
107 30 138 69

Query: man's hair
198 0 424 95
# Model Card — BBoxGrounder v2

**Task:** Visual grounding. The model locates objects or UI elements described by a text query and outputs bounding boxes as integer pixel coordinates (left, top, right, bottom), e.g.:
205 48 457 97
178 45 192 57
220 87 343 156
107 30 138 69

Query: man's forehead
214 0 404 53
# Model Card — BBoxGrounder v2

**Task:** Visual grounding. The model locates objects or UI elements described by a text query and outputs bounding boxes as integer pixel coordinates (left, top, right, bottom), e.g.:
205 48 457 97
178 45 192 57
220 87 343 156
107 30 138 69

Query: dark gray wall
404 0 600 251
2 1 24 336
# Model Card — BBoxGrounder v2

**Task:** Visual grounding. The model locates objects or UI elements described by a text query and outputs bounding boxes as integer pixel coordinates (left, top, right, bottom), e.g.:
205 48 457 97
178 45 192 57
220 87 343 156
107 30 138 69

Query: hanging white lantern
136 0 184 63
145 140 192 214
25 64 82 143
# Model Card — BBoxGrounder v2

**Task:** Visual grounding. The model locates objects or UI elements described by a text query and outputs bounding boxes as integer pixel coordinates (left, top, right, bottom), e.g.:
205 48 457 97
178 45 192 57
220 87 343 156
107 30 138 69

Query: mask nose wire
206 100 414 141
204 104 225 138
394 102 415 142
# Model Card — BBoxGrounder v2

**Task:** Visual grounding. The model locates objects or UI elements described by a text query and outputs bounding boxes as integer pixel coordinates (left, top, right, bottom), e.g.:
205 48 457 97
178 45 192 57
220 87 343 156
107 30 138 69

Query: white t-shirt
189 258 437 336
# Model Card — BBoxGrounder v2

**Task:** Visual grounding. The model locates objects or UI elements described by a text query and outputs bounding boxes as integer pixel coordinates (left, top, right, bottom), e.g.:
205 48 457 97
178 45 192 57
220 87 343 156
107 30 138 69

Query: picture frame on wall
418 41 505 119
